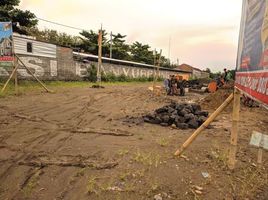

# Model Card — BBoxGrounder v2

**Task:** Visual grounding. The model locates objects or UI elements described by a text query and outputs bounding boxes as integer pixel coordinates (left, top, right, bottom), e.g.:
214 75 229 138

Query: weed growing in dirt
75 168 87 177
134 169 146 178
229 166 268 199
132 150 161 168
99 179 114 191
124 182 136 192
22 173 39 197
210 148 228 168
119 172 131 181
146 180 161 196
150 182 160 192
156 138 169 147
117 149 129 156
87 177 97 194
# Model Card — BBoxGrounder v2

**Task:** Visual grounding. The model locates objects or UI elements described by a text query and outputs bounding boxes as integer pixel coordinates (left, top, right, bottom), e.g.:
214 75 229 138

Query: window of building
27 42 33 53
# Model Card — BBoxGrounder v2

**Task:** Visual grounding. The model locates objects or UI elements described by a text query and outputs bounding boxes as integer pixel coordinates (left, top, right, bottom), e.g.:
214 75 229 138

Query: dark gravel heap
143 102 209 129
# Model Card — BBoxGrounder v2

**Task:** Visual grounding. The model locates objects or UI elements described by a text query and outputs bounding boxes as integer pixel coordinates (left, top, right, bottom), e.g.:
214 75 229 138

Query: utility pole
110 31 113 59
157 49 162 80
153 49 156 76
168 36 171 63
97 24 102 83
153 49 157 90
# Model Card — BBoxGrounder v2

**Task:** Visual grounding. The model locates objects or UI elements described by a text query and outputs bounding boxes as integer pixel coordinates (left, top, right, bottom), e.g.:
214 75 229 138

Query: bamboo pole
14 57 18 95
16 55 52 93
0 64 19 93
174 93 234 156
152 49 156 92
12 30 18 95
97 26 102 84
228 88 241 169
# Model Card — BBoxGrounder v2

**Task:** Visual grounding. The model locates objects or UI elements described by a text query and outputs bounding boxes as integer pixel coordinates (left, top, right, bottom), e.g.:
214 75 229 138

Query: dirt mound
200 88 233 110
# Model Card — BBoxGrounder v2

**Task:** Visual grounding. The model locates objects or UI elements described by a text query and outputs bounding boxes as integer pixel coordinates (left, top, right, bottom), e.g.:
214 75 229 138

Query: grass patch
210 148 228 168
119 172 131 181
0 80 161 97
146 179 161 196
156 138 169 147
117 149 129 157
87 177 98 194
229 166 268 199
22 173 40 197
75 168 87 177
132 150 161 168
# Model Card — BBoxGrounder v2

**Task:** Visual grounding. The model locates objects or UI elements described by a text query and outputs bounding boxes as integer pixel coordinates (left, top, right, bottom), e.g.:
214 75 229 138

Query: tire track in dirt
0 85 166 199
0 128 65 182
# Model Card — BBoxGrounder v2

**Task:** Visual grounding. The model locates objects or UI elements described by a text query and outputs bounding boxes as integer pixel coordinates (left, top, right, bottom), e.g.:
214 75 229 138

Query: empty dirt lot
0 83 267 200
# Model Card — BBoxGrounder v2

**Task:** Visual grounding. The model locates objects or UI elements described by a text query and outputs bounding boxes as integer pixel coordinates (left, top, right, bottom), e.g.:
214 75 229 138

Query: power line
37 17 86 31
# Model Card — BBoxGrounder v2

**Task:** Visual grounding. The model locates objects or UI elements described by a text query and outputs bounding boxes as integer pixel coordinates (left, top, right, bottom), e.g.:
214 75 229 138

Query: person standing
163 75 171 95
223 68 228 82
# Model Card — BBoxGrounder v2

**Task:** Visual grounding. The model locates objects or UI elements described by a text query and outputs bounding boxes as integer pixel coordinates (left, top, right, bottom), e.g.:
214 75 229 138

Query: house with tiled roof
176 63 209 79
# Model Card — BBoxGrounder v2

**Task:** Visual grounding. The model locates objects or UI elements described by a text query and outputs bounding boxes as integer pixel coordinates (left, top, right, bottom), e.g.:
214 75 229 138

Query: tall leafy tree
130 41 154 64
0 0 38 34
28 28 81 48
79 29 109 56
110 33 130 60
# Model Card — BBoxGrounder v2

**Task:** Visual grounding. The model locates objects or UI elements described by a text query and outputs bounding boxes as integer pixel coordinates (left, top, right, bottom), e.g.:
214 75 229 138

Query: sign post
0 22 16 93
249 131 268 165
0 21 52 94
228 88 241 169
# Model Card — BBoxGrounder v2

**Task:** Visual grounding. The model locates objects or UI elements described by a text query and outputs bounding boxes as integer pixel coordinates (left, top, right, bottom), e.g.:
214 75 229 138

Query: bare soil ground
0 83 267 200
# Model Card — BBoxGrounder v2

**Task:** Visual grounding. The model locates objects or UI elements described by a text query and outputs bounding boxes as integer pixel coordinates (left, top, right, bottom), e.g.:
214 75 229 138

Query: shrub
84 64 97 82
105 72 117 82
117 74 129 82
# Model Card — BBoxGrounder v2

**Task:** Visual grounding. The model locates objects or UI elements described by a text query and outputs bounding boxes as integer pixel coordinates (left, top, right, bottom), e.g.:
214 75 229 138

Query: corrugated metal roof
73 52 191 74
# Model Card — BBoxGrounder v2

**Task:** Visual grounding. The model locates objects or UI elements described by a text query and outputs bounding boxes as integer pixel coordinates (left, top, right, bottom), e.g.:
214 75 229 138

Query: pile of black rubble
143 102 209 129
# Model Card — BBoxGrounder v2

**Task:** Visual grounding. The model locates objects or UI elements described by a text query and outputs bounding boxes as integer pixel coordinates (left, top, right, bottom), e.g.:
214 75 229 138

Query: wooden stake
174 93 234 156
16 55 52 93
0 64 19 93
11 29 18 95
152 49 156 91
14 57 18 95
228 88 241 169
257 148 263 164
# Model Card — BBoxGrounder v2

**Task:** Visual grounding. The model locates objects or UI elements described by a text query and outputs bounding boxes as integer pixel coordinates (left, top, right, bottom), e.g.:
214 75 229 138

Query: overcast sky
19 0 243 72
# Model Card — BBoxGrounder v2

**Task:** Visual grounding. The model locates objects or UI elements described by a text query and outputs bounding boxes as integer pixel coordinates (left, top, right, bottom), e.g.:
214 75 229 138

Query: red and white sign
0 56 13 61
236 0 268 106
235 71 268 104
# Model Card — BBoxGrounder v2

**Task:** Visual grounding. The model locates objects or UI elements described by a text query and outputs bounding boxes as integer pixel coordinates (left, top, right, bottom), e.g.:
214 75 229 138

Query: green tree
79 29 109 56
0 0 38 34
130 41 154 64
28 28 81 48
110 33 130 60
